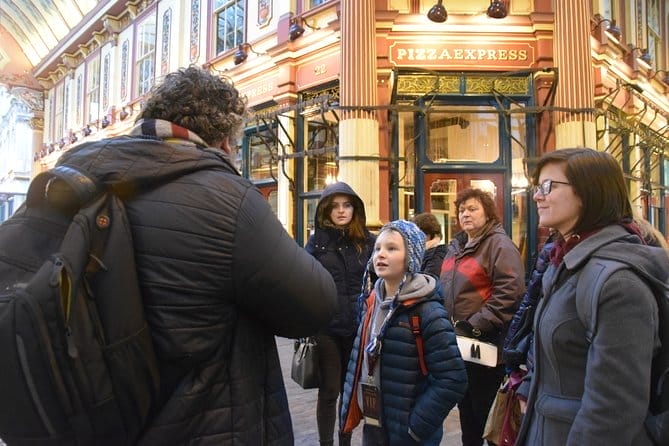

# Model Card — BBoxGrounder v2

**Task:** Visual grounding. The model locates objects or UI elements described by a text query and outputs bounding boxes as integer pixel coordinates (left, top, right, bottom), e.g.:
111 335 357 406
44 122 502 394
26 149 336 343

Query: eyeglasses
534 179 571 197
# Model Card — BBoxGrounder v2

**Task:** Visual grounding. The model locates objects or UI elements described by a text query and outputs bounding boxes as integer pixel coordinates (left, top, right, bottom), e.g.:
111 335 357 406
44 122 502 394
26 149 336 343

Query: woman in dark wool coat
306 181 376 446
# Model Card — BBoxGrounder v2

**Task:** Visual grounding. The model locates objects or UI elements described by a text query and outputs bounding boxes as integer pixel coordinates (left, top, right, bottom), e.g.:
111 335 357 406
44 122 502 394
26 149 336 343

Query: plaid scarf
128 119 218 151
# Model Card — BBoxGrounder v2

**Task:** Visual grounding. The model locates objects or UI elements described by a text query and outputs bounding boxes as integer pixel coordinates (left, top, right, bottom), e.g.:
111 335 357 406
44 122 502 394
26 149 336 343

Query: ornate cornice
10 86 44 113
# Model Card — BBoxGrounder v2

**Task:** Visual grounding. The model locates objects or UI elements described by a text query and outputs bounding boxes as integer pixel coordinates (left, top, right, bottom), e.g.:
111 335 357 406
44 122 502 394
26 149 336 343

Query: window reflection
427 106 499 163
398 108 416 219
248 128 275 181
305 109 338 191
429 179 457 241
509 104 528 258
305 197 319 240
136 15 156 96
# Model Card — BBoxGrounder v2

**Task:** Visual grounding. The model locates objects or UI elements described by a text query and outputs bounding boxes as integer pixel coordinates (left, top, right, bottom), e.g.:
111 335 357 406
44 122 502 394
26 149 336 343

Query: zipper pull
65 326 78 358
50 258 64 287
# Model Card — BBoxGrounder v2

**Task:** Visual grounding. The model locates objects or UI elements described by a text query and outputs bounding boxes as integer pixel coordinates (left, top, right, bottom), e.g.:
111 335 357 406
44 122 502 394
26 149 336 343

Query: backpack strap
26 165 101 209
574 258 628 342
409 315 428 376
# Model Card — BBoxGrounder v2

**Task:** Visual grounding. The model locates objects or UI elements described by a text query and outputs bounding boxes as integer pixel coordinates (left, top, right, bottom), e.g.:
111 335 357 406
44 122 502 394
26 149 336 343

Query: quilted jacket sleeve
232 186 337 338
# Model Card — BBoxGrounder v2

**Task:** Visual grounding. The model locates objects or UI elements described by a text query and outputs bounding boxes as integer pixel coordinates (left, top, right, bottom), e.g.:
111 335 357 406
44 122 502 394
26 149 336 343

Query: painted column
338 0 381 227
554 0 596 149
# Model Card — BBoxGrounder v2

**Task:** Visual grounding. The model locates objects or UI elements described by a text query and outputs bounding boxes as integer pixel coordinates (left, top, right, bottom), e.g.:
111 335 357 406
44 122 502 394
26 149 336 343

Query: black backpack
0 165 160 445
575 246 669 445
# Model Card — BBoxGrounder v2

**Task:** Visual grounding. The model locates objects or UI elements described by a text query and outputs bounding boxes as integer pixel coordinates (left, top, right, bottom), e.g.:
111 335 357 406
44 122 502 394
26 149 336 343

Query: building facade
2 0 668 270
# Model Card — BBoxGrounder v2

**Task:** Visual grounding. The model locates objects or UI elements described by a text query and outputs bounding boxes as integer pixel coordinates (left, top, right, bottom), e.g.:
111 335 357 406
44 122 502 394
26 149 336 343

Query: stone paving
276 336 463 446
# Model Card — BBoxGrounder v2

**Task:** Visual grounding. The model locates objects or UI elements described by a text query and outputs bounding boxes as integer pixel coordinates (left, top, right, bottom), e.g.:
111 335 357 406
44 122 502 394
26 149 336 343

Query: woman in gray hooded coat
516 148 667 446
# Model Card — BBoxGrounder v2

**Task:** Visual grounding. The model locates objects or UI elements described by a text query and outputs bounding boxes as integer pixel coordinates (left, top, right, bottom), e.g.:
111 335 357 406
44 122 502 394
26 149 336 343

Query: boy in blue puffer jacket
340 220 468 445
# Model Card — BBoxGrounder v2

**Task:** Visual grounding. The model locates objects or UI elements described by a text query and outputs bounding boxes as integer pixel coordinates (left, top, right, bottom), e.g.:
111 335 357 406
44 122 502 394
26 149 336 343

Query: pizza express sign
388 41 536 68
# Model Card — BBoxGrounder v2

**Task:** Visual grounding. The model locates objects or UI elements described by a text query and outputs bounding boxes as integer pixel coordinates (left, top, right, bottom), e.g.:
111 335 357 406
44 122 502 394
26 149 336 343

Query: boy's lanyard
365 299 398 376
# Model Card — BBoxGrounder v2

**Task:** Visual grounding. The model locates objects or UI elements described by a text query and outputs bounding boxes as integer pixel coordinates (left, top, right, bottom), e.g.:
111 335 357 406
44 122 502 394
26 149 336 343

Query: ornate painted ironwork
190 0 200 63
161 8 172 75
467 76 529 95
102 54 110 111
121 40 129 101
395 74 530 96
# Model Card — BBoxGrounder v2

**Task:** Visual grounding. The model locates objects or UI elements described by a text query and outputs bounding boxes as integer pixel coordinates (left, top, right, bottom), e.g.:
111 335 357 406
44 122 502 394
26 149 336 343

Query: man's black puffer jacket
57 135 338 445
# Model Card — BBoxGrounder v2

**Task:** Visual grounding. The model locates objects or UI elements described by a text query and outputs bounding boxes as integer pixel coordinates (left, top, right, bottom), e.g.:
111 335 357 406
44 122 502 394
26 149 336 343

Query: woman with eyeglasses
439 187 526 446
515 148 667 445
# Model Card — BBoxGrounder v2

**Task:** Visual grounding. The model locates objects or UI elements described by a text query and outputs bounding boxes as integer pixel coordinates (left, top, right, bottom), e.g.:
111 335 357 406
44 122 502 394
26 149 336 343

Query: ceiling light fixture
486 0 507 19
427 0 447 23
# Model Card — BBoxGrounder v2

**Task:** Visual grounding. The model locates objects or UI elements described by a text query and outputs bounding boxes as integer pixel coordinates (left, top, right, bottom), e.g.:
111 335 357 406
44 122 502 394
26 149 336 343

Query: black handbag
503 304 535 367
291 337 321 389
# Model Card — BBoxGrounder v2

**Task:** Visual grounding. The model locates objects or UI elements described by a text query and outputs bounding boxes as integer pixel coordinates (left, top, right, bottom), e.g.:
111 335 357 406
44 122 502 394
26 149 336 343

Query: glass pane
216 14 226 54
249 130 275 181
215 0 244 54
87 57 100 122
426 106 499 163
398 108 415 219
268 190 278 216
304 197 319 241
469 179 497 198
305 110 338 191
429 179 457 241
510 105 529 252
231 138 243 172
650 150 661 209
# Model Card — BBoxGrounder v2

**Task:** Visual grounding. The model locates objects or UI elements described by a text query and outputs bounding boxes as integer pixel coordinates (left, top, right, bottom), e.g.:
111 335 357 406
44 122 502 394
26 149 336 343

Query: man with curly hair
55 66 338 445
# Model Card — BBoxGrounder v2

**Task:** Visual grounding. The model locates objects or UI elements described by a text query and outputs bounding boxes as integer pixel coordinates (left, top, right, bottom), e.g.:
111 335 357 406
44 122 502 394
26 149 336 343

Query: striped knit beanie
380 219 426 275
357 220 426 320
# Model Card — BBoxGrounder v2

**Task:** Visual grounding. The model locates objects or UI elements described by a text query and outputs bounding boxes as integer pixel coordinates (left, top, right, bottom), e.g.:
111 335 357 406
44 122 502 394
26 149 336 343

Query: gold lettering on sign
393 47 528 62
243 82 275 99
314 64 327 76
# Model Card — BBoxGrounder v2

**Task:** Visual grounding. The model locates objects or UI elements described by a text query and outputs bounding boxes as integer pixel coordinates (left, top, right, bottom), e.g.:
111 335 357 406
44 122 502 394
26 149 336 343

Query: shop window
426 106 500 163
304 109 338 191
75 75 82 127
86 55 100 123
54 83 64 141
247 126 277 181
296 86 340 245
397 105 416 220
649 150 663 215
647 0 661 69
304 197 320 239
429 179 457 241
600 0 620 22
63 81 70 136
309 0 329 7
136 14 157 97
215 0 245 55
509 104 529 256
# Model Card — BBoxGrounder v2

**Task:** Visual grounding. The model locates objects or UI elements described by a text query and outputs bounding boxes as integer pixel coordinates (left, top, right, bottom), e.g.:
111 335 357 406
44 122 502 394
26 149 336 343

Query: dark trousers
459 363 506 446
315 333 355 445
362 424 389 446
